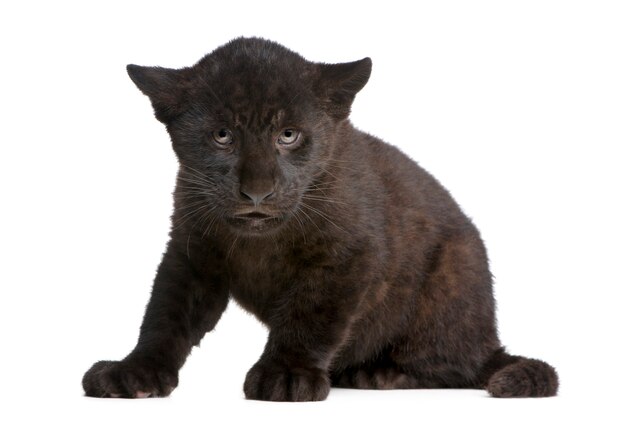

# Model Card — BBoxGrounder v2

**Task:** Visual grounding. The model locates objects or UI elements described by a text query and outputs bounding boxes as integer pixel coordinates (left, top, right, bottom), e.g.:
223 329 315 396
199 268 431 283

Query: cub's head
127 37 371 235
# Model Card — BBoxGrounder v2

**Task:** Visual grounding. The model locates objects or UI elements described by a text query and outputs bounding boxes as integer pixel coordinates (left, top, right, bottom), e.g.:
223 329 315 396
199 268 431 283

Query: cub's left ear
315 57 372 121
127 64 187 123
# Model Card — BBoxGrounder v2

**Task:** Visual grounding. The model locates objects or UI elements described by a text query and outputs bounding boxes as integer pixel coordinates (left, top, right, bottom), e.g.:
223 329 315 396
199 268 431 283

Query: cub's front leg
82 241 229 398
243 275 362 402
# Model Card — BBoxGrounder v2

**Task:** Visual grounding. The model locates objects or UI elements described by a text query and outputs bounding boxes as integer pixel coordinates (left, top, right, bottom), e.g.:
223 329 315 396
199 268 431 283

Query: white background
1 1 625 422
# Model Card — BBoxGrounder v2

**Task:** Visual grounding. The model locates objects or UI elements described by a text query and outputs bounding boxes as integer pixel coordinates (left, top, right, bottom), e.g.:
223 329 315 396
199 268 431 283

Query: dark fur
82 37 558 401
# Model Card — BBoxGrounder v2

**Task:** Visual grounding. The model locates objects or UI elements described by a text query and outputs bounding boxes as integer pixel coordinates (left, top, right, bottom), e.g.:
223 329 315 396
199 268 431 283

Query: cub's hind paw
82 359 178 399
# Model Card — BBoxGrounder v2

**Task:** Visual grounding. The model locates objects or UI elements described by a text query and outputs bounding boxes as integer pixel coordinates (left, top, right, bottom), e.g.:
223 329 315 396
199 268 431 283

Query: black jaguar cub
83 37 558 401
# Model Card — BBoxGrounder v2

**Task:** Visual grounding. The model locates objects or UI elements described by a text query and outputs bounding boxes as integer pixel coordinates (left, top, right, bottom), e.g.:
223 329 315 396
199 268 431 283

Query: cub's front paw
243 360 330 402
82 358 178 398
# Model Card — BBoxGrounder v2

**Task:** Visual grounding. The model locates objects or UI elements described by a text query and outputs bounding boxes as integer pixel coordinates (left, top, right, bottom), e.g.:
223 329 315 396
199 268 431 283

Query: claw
135 391 151 398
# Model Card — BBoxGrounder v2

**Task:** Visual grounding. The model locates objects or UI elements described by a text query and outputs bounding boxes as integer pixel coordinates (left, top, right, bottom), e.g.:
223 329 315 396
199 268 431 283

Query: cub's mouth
235 211 274 219
226 210 284 234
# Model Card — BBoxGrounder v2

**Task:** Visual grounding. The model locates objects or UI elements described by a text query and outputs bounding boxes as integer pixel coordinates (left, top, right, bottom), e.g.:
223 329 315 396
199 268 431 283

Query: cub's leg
243 267 369 402
82 241 229 398
389 228 500 390
390 228 557 396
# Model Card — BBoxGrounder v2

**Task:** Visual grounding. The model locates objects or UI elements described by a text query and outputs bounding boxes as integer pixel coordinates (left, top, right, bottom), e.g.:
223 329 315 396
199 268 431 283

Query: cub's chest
225 247 300 322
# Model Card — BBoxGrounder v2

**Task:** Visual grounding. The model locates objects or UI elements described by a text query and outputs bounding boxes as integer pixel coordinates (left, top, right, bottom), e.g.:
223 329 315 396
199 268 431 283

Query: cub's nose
239 187 275 207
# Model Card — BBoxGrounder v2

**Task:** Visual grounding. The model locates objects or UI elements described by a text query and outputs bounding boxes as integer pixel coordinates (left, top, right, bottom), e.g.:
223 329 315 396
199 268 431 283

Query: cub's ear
126 64 187 123
315 57 372 121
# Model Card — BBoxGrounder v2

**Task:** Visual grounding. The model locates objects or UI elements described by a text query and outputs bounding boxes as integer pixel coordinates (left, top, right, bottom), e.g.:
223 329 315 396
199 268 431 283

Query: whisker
202 212 222 239
174 193 210 201
324 158 360 164
297 205 324 234
227 233 240 260
283 180 341 196
301 194 349 204
283 88 306 110
199 206 223 239
176 177 217 189
323 163 360 173
299 202 348 234
304 182 339 197
292 207 307 244
179 165 216 184
175 199 213 211
172 202 212 230
175 190 217 199
307 180 340 189
317 166 341 181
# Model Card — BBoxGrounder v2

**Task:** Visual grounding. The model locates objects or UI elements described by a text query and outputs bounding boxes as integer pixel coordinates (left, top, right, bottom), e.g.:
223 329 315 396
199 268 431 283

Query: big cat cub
83 37 558 401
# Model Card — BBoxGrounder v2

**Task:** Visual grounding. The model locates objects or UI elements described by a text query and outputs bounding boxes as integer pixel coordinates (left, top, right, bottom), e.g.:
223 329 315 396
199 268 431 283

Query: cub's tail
480 348 559 397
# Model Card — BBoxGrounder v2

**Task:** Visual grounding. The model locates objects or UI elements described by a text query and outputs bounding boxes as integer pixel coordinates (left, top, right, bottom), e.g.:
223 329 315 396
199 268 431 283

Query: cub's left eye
277 129 301 145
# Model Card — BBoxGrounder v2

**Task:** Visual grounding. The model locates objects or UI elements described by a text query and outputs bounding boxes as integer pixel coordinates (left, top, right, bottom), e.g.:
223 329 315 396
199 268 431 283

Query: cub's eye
278 129 300 146
212 129 233 146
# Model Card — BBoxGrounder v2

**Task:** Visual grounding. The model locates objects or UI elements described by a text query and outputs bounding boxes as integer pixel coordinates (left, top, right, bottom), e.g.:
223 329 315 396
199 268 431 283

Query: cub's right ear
126 64 187 123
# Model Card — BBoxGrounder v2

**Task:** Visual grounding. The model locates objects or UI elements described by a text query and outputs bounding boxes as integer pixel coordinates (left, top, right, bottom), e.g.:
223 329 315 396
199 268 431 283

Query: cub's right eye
212 129 233 146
